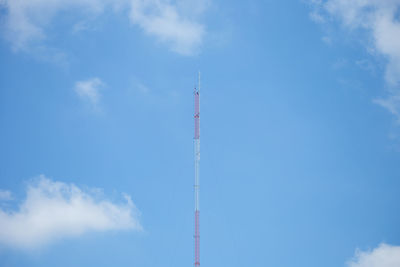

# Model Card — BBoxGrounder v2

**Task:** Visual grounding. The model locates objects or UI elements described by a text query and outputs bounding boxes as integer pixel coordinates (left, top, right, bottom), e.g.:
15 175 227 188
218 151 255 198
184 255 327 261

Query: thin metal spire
194 72 201 267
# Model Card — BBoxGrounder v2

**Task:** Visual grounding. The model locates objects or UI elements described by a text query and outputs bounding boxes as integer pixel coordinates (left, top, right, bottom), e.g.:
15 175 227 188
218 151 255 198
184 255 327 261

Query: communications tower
194 72 201 267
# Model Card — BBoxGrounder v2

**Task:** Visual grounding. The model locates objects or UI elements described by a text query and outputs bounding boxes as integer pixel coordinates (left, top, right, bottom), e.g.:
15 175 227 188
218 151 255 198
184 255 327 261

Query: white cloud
309 0 400 121
0 175 141 249
347 243 400 267
0 0 207 55
74 77 104 109
0 190 12 201
130 0 205 55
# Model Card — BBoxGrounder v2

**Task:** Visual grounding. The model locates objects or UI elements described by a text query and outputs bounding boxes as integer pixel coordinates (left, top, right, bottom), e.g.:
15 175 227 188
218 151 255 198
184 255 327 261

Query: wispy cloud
0 0 207 55
74 77 104 110
0 190 12 201
309 10 326 23
0 175 141 249
347 243 400 267
374 95 400 123
308 0 400 121
0 0 106 52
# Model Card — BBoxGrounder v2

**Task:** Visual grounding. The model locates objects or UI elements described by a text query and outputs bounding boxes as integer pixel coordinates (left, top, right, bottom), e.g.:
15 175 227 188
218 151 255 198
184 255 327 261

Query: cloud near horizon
309 0 400 122
0 0 207 55
0 176 141 250
347 243 400 267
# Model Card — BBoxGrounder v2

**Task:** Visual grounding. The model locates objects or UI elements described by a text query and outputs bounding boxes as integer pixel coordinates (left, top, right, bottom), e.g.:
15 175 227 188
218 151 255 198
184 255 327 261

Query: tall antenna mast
194 71 200 267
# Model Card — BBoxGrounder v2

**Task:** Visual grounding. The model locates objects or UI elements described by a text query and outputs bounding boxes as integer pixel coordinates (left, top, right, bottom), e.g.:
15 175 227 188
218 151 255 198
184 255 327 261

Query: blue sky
1 0 400 266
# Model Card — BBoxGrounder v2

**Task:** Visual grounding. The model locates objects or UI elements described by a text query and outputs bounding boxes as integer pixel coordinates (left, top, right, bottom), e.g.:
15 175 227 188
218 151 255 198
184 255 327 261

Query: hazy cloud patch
0 190 12 201
0 0 207 55
74 77 104 110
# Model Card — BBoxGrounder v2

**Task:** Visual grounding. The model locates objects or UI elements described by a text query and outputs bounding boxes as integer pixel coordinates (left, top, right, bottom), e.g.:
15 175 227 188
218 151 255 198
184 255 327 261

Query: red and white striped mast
194 71 201 267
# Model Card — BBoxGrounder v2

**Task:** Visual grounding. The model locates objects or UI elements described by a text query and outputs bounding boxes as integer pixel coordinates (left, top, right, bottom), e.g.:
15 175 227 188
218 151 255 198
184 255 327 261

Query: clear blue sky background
1 1 400 267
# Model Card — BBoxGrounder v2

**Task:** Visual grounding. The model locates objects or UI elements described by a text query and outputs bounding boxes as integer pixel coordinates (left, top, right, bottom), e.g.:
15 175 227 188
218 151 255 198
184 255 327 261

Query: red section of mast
194 210 200 267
